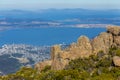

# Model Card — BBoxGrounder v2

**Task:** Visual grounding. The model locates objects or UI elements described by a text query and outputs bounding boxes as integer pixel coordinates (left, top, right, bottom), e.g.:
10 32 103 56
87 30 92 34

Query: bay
0 27 106 46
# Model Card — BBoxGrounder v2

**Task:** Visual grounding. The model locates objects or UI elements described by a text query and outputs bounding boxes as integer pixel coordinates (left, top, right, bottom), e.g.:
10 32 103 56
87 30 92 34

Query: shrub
41 65 51 72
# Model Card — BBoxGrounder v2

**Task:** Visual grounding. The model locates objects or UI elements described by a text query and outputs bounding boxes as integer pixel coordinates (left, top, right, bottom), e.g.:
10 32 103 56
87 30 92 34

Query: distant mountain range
0 9 120 29
0 9 120 20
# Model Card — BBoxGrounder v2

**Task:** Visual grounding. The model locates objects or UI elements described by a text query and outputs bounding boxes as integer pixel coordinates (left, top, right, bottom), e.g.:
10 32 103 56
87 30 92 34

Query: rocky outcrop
113 56 120 67
114 36 120 46
107 26 120 48
107 26 120 36
92 32 113 54
70 36 93 58
51 36 93 70
51 45 61 60
35 26 120 71
51 45 66 70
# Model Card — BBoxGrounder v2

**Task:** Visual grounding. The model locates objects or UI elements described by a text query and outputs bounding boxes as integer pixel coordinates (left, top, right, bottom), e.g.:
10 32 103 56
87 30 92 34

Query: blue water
0 27 106 46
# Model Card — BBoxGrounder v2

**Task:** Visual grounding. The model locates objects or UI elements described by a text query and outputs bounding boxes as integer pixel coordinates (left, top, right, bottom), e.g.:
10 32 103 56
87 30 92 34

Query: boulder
113 56 120 67
107 26 120 36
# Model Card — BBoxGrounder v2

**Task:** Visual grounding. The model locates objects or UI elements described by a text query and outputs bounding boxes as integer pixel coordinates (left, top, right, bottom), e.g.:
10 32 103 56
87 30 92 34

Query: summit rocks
107 26 120 36
35 26 120 71
92 32 113 54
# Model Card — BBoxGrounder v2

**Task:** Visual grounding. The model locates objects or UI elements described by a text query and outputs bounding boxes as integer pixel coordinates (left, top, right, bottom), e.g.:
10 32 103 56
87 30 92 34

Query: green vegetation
1 48 120 80
109 47 120 57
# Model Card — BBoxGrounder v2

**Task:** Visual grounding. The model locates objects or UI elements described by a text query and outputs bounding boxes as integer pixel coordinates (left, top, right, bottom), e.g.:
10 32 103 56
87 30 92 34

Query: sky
0 0 120 10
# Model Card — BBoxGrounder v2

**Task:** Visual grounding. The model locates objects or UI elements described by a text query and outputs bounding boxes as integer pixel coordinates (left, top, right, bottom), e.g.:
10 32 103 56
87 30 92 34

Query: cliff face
35 26 120 71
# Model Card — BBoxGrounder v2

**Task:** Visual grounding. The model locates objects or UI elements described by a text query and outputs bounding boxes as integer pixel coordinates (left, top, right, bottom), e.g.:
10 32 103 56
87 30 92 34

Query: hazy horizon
0 0 120 10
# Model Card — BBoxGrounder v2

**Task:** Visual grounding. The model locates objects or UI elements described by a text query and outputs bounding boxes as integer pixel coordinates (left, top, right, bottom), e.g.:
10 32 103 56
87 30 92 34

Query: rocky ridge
35 26 120 71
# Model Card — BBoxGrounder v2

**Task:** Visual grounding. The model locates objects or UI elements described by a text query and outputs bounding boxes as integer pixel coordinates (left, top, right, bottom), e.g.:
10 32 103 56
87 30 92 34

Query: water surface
0 27 106 46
